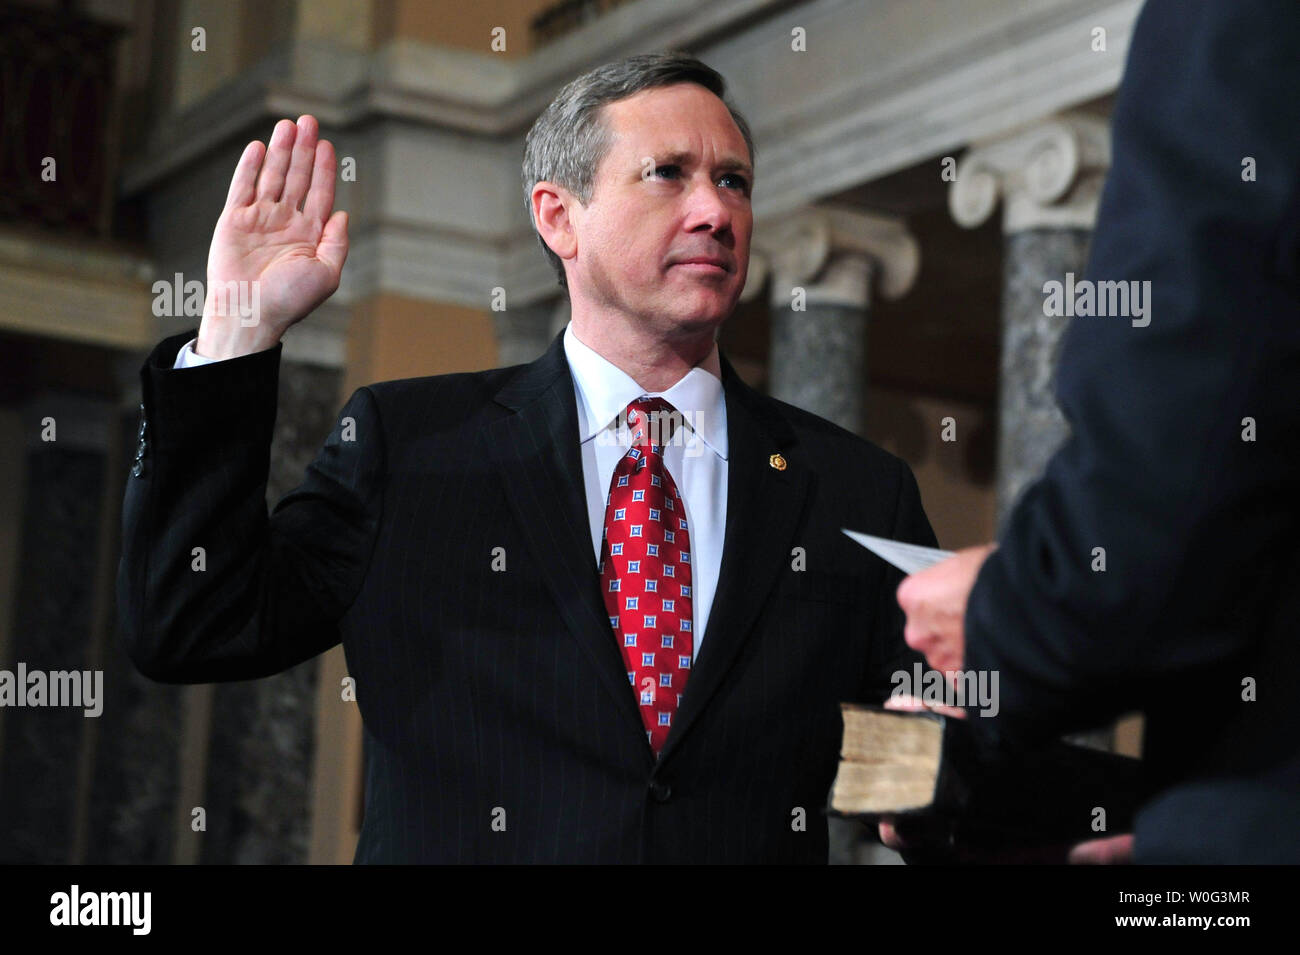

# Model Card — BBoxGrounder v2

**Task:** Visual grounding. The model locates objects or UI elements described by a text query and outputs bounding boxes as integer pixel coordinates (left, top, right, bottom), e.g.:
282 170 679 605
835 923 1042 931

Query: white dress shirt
562 323 728 659
173 323 730 658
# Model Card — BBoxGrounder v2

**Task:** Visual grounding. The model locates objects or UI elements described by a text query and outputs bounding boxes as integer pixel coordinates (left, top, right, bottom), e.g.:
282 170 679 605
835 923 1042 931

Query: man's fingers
903 624 960 673
224 140 265 209
884 692 967 719
902 621 931 654
255 119 297 202
1068 833 1135 864
879 820 906 850
303 138 337 225
281 115 319 210
317 209 350 276
883 694 927 712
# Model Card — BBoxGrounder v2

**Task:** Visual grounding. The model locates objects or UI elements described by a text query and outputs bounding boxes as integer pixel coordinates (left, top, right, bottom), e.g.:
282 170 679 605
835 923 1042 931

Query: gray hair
522 51 756 292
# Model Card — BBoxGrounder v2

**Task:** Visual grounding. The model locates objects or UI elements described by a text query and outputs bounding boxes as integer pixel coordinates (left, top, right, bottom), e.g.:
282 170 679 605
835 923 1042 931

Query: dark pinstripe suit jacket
118 326 936 863
961 0 1300 862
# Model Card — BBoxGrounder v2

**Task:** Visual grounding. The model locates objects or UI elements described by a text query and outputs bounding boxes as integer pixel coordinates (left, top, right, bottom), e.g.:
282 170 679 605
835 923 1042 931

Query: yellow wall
344 292 500 394
373 0 555 56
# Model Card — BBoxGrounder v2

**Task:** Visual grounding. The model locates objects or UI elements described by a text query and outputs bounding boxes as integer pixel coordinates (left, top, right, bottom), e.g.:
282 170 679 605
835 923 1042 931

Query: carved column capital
744 204 919 306
949 112 1111 233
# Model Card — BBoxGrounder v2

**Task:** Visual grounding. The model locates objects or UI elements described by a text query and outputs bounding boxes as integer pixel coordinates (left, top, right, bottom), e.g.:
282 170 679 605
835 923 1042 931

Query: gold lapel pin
769 453 787 471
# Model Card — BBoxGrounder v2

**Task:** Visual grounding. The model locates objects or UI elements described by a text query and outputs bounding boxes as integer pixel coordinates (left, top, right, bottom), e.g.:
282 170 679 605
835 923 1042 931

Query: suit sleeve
116 330 385 683
962 0 1300 749
861 458 938 704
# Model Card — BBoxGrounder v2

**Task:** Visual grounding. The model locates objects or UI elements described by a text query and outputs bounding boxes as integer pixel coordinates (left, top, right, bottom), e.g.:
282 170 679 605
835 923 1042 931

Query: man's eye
652 166 748 193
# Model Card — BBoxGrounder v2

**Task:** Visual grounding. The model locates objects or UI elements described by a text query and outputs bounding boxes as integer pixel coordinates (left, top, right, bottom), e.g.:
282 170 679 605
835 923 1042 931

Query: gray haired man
120 52 936 863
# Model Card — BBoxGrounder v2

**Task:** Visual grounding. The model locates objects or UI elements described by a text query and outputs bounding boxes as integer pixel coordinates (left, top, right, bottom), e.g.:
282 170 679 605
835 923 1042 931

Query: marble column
749 207 918 865
0 393 112 863
750 205 919 435
199 358 343 864
951 113 1114 751
949 112 1111 527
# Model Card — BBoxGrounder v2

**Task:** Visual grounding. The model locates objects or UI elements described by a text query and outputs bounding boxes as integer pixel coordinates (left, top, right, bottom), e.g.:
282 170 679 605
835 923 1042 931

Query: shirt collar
563 321 729 460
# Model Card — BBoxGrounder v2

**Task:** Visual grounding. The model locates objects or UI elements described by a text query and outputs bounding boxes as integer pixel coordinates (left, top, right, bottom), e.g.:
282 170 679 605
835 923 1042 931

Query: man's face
565 83 753 337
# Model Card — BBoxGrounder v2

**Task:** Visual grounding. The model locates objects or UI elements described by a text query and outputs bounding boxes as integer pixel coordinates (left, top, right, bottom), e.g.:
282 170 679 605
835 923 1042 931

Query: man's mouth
671 257 729 275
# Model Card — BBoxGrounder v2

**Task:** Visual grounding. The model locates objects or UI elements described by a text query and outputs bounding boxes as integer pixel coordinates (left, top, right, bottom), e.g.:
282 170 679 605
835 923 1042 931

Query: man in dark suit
118 53 936 863
892 0 1300 863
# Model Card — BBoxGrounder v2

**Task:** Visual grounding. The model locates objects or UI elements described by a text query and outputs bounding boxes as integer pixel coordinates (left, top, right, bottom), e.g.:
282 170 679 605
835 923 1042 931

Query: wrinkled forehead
599 85 749 163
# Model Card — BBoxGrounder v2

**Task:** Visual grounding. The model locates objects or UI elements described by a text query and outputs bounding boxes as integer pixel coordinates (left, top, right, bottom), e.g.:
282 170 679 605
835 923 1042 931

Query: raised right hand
196 115 349 359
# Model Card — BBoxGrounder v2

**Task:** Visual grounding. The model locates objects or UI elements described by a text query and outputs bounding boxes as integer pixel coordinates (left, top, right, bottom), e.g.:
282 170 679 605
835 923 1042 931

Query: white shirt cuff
173 338 223 368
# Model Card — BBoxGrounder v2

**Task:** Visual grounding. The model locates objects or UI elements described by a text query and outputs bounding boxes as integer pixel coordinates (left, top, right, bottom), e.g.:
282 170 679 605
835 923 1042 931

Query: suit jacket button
650 780 672 802
131 461 143 477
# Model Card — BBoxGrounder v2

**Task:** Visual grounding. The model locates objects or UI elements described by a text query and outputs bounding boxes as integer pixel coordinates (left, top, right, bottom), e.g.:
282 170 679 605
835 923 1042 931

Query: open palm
200 115 348 355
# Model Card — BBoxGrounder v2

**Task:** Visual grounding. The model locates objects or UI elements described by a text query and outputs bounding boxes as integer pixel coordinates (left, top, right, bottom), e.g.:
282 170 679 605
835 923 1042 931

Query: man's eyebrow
655 150 753 177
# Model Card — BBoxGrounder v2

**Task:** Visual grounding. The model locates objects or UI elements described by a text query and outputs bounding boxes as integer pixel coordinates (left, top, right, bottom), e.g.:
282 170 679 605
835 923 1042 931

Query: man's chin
666 288 736 325
667 306 730 334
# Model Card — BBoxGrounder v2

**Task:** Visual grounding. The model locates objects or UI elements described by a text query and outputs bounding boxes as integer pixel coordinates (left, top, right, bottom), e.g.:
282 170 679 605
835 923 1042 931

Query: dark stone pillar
996 229 1090 525
0 394 110 863
948 112 1110 528
761 206 918 437
771 298 868 434
755 205 919 864
200 359 342 864
950 114 1113 751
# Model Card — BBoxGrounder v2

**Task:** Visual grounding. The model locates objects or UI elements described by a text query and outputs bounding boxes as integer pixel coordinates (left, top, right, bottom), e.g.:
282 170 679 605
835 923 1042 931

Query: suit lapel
485 331 812 767
484 331 648 751
657 351 811 763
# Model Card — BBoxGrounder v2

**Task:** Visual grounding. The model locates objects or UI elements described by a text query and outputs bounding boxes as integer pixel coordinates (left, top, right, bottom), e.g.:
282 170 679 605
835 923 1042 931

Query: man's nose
684 178 733 234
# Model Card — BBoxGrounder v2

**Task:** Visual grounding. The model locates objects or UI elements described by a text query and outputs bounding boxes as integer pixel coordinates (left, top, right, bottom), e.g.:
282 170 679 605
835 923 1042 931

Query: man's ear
532 181 578 261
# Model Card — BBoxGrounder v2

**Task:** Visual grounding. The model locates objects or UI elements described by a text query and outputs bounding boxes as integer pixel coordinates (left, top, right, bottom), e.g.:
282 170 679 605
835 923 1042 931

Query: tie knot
624 397 681 452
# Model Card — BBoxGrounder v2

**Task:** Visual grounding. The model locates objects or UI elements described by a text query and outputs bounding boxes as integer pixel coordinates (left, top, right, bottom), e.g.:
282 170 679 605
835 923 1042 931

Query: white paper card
840 529 954 575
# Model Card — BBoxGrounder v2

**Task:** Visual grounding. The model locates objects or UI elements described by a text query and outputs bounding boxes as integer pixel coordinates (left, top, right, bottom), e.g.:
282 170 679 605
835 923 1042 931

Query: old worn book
828 704 1148 849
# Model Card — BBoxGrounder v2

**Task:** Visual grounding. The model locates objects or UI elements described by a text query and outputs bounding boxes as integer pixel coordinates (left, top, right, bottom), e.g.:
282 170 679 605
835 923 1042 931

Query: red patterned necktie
599 397 693 757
